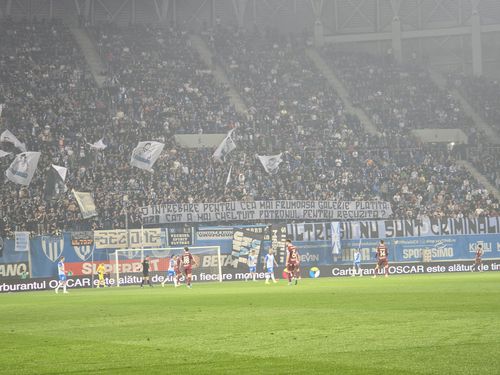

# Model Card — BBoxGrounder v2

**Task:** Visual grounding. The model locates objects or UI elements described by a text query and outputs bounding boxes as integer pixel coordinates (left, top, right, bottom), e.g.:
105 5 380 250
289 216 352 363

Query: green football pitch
0 273 499 375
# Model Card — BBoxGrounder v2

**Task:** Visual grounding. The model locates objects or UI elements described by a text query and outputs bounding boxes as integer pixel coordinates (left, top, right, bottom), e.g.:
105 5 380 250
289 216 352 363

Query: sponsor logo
469 241 492 253
309 267 320 278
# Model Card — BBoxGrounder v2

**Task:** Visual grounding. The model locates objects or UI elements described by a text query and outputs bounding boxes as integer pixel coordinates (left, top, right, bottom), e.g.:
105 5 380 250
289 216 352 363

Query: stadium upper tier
0 20 498 237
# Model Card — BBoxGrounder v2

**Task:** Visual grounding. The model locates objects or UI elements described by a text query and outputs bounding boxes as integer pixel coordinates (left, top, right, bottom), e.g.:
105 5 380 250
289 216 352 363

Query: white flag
0 150 11 158
87 138 107 150
225 166 232 186
73 190 98 219
5 151 41 186
130 141 164 172
257 153 283 174
0 104 4 117
0 129 26 152
213 129 236 162
51 164 68 182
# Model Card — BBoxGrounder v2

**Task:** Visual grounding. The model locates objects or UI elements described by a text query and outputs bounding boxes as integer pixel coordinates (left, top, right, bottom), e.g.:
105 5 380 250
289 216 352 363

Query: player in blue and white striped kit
246 250 258 282
55 256 68 294
162 255 178 287
264 249 278 284
352 249 362 277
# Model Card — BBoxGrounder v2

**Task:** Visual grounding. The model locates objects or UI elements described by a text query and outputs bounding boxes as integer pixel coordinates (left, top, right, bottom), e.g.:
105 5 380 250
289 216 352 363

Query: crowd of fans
321 48 485 144
0 19 498 238
207 26 498 220
447 74 500 188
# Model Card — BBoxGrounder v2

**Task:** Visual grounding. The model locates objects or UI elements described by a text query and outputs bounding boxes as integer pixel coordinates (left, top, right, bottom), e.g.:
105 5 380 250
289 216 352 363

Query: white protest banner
141 200 393 224
15 232 30 252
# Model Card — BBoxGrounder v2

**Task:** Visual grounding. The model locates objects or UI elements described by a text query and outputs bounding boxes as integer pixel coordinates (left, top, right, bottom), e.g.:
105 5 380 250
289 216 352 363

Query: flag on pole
0 129 27 152
5 151 41 186
225 165 232 186
73 190 98 219
130 141 164 172
87 138 107 150
0 150 11 158
331 222 342 255
213 129 236 162
0 104 4 117
45 165 68 199
257 153 283 174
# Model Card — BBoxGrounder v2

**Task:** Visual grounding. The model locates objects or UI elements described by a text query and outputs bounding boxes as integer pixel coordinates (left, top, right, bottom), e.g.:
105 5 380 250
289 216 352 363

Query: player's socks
294 277 298 285
63 284 68 293
271 274 277 283
55 283 59 293
265 274 270 284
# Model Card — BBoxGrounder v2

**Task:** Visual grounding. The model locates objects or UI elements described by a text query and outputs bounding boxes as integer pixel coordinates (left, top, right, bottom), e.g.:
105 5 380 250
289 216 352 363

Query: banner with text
94 228 162 250
142 201 392 224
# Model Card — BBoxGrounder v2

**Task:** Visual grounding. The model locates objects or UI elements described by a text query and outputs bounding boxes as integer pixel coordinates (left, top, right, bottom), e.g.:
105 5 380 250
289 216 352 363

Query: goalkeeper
96 263 107 288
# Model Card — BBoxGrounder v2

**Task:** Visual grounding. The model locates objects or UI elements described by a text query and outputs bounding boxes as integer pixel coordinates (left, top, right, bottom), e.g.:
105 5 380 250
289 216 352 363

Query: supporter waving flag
87 138 107 150
213 129 236 162
72 190 97 219
5 152 41 186
130 141 164 172
257 153 283 174
44 165 68 199
0 129 27 152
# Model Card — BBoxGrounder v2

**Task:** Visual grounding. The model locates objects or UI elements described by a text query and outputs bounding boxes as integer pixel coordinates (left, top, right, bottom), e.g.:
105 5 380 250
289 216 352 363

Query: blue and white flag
0 129 26 152
5 151 41 186
331 222 342 255
130 141 164 172
257 153 283 174
213 129 236 162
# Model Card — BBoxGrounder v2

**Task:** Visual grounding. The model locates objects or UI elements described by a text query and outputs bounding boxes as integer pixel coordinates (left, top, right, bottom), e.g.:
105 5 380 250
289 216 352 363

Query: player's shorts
143 271 149 277
58 274 66 281
167 270 175 277
287 263 296 272
248 266 256 273
266 267 274 273
98 274 105 281
353 261 361 267
184 267 192 276
175 269 181 276
377 258 388 267
475 258 482 264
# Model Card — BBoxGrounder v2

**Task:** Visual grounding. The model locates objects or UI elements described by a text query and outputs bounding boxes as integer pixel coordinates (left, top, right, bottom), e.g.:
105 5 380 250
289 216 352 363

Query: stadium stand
0 20 499 238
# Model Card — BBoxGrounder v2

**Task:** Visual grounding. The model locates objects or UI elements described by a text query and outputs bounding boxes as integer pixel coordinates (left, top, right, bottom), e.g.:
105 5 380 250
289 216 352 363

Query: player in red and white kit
373 240 389 278
286 239 300 285
471 244 483 272
181 247 198 288
174 254 183 287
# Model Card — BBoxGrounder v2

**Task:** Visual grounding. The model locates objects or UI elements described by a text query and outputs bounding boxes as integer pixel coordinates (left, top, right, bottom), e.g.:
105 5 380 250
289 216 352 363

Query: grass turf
0 273 499 375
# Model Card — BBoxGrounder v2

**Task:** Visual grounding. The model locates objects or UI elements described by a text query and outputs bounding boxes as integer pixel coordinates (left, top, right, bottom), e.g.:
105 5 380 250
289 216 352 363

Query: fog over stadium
0 1 499 374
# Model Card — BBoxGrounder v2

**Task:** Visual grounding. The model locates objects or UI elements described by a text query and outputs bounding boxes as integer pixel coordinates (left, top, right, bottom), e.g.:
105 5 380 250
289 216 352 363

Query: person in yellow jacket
96 263 107 288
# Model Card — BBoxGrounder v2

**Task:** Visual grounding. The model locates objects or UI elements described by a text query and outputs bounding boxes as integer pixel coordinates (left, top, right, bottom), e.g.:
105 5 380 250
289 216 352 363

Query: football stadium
0 1 500 374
